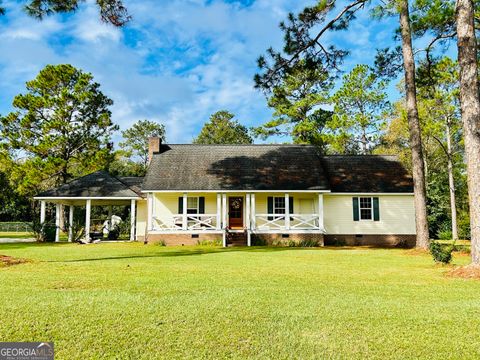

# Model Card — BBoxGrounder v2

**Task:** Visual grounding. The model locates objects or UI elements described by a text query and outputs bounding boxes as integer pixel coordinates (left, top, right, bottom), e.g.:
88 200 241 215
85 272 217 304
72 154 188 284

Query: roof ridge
322 154 398 157
163 143 318 147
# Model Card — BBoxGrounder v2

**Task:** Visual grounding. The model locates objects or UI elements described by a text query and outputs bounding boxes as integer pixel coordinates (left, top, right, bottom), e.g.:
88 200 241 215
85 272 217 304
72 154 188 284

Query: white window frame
187 197 199 214
358 197 373 221
273 196 286 215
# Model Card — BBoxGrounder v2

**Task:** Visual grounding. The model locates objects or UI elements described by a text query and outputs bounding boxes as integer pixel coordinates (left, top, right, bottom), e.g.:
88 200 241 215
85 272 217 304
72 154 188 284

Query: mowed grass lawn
0 243 479 359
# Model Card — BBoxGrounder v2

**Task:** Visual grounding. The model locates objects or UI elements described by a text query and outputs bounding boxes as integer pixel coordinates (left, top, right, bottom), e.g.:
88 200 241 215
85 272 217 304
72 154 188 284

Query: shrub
30 219 56 242
251 236 267 246
429 241 453 264
437 229 453 241
285 238 320 247
108 228 120 240
197 238 222 246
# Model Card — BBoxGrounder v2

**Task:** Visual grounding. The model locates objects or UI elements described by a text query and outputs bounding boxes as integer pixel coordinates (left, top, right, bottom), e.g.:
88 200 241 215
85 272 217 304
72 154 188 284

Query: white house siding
152 192 218 228
323 195 416 235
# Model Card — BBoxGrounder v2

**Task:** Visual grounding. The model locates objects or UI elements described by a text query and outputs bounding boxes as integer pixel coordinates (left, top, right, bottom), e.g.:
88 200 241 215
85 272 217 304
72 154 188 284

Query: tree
0 64 117 196
119 119 166 173
328 65 389 154
456 0 480 264
255 0 430 248
0 0 130 26
417 57 462 241
253 60 332 147
377 57 467 240
396 0 430 249
194 111 253 145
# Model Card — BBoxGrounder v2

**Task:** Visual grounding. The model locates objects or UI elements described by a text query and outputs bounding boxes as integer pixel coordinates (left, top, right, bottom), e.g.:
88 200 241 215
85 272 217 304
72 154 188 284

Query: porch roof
143 144 331 191
34 171 144 200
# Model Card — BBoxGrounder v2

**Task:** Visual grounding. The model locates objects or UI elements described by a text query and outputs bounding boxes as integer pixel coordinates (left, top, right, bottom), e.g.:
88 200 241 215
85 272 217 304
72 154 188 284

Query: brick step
226 232 247 246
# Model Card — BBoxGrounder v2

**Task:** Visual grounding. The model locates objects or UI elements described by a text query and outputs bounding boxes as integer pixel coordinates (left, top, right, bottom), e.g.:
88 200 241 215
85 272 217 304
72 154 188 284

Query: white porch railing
255 213 320 231
290 214 319 229
255 214 286 230
153 214 218 231
186 214 217 230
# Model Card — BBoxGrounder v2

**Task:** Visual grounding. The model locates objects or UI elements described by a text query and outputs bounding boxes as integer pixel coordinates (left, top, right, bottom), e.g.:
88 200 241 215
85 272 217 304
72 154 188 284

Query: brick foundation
138 232 415 248
324 234 416 248
252 233 324 247
143 233 223 246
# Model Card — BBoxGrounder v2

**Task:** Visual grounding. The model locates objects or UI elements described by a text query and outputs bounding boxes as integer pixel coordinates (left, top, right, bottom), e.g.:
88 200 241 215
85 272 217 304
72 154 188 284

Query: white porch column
251 193 256 230
182 193 188 230
216 193 222 230
130 199 136 241
222 193 227 229
318 193 324 231
85 199 91 242
40 201 46 224
285 193 290 230
55 203 61 242
68 205 74 242
245 193 251 230
147 193 153 231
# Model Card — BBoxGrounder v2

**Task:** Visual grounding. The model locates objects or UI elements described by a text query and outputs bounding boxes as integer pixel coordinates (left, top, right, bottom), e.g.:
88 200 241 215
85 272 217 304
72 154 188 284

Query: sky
0 0 411 144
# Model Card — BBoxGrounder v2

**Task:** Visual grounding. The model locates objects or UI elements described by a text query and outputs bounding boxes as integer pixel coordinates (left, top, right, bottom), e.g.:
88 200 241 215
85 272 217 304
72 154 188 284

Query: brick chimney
148 137 161 164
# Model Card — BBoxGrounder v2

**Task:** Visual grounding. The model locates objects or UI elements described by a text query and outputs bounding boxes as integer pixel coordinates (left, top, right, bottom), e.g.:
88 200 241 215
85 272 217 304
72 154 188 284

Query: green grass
0 231 34 239
0 243 479 359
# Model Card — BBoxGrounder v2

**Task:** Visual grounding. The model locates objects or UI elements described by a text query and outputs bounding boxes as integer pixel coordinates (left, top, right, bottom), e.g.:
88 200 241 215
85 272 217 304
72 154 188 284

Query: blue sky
0 0 410 144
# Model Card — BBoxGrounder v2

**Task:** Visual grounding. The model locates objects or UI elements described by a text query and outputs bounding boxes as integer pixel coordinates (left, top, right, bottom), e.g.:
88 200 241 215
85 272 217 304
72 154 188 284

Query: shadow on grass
2 242 411 264
48 246 314 263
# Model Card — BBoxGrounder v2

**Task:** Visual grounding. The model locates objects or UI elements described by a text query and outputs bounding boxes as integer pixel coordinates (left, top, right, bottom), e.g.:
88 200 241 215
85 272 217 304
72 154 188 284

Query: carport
34 171 144 242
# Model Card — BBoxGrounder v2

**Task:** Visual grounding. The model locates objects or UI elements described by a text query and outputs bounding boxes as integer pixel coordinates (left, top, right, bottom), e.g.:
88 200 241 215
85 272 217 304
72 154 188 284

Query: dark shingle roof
321 155 414 193
36 171 143 198
142 144 330 191
36 147 413 197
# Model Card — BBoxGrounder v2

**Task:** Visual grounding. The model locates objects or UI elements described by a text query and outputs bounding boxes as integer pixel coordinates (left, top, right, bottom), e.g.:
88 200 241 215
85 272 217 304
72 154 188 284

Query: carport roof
35 171 144 199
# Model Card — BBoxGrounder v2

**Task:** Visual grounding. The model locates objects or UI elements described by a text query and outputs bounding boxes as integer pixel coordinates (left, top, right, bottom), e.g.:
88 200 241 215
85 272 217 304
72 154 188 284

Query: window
359 197 372 220
187 197 199 214
273 197 286 214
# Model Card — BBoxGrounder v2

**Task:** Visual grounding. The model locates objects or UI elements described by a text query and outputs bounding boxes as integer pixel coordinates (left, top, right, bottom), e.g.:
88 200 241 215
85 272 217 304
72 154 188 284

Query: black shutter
199 197 205 214
353 197 359 221
178 197 183 214
373 197 380 221
267 197 273 221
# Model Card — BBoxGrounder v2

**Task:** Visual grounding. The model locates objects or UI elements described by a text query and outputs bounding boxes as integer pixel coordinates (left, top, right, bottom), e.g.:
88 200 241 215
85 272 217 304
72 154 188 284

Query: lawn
0 243 479 359
0 232 34 239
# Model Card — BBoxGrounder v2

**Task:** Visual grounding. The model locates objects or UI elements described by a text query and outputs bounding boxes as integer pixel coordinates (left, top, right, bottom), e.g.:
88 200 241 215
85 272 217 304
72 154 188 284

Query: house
34 137 416 247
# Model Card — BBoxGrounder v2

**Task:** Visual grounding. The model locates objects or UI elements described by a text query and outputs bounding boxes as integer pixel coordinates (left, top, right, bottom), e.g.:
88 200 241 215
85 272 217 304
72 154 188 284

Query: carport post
85 199 91 242
40 201 46 225
130 199 136 241
108 205 113 231
55 203 61 242
68 205 74 242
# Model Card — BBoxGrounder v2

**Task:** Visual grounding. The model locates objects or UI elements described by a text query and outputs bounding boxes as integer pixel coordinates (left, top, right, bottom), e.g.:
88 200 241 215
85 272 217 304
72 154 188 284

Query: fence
0 222 33 233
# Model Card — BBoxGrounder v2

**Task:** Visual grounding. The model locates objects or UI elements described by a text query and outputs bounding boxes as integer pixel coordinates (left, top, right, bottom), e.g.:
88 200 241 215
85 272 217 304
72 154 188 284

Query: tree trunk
456 0 480 263
446 120 459 241
398 0 430 249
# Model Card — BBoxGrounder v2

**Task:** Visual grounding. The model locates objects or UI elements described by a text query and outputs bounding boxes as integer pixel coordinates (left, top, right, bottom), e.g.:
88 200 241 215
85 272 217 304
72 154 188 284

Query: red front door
228 197 243 229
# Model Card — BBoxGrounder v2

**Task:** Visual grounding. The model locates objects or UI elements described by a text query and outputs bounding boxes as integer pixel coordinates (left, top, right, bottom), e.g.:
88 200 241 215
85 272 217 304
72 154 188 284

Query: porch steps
226 232 247 247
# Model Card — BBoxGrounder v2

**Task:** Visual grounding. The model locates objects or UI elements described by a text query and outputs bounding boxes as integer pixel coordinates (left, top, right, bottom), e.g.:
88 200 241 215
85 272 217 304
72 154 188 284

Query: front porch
146 192 326 246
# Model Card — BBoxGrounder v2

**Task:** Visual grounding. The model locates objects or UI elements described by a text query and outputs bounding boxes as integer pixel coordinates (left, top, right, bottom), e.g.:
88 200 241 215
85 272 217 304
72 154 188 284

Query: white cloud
0 0 395 144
